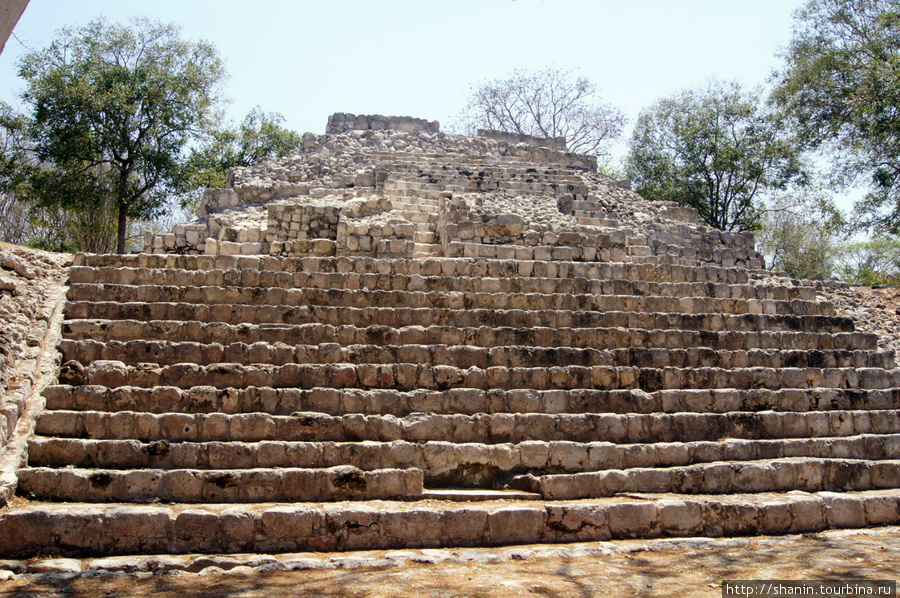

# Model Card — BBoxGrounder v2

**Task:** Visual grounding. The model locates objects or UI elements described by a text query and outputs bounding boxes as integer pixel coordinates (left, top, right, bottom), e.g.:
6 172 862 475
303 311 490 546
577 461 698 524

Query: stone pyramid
1 114 898 557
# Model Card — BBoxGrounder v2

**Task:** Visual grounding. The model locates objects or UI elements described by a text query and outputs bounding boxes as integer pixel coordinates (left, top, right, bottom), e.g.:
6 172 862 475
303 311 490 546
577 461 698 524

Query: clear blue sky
1 0 806 153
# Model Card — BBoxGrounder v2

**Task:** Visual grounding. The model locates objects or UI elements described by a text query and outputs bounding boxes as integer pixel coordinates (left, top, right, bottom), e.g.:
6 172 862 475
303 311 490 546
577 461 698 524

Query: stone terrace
1 114 899 558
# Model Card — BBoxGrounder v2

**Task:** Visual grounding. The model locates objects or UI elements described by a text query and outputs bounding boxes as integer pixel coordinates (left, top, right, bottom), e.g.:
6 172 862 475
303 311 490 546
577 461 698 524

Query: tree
626 80 804 232
17 17 226 253
456 67 626 158
756 186 846 278
182 107 302 196
771 0 900 234
0 101 35 245
835 237 900 285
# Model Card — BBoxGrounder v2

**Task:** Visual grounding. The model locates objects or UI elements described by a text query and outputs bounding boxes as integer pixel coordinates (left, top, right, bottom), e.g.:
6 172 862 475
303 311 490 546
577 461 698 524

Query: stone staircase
1 248 899 557
1 114 899 558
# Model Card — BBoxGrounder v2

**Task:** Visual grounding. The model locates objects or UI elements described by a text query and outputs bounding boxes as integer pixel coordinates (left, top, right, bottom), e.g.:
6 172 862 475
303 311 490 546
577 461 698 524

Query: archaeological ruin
0 113 898 558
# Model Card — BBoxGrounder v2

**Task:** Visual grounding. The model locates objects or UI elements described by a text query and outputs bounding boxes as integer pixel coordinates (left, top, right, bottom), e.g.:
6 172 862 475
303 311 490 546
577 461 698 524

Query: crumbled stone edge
0 282 68 503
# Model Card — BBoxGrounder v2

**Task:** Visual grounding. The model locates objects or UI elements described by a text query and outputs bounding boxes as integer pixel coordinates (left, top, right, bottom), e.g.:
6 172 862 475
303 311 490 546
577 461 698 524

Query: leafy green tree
835 237 900 285
456 67 626 158
0 101 35 245
771 0 900 234
17 17 226 253
626 81 804 232
182 107 302 196
756 186 846 279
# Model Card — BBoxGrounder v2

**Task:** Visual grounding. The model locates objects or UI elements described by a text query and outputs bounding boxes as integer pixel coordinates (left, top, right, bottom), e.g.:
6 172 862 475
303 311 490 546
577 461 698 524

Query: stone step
68 266 819 302
17 465 423 503
414 231 436 243
61 319 877 352
34 408 900 444
387 176 589 196
385 188 446 201
421 488 542 501
404 211 438 224
2 490 899 557
388 200 442 213
52 359 897 392
442 241 755 269
42 384 900 417
59 339 895 371
26 434 900 476
64 301 855 333
65 284 833 318
413 243 441 257
72 253 756 285
533 457 900 499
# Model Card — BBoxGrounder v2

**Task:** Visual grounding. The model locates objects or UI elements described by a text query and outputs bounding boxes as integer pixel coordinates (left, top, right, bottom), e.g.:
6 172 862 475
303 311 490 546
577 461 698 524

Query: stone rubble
146 113 757 271
0 245 70 496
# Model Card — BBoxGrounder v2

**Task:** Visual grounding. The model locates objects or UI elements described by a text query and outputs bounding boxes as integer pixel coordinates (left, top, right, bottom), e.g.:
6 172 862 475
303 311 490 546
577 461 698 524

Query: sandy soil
2 526 898 597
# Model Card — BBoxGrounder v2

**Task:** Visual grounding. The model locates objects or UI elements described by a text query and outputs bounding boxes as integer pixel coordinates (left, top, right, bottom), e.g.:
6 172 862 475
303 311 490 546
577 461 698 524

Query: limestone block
175 509 221 547
443 507 488 543
607 502 658 538
486 507 546 544
218 241 240 255
261 505 314 543
820 492 867 528
788 495 825 532
657 499 703 535
863 494 900 525
382 509 442 546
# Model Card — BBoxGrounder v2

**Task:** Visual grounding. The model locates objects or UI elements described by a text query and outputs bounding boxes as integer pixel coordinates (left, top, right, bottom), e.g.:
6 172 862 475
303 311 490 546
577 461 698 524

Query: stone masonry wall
326 113 440 135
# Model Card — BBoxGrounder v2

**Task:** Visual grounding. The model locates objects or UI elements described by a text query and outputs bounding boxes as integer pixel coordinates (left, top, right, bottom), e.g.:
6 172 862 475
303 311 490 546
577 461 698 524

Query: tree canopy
755 187 846 279
182 107 302 195
771 0 900 234
17 17 226 253
456 67 626 158
625 80 804 232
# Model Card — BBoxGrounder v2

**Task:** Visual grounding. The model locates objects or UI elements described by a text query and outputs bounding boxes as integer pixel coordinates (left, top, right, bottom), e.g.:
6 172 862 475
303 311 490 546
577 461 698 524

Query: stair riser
35 409 900 444
56 362 897 392
44 385 900 417
73 254 755 285
62 319 877 351
1 492 897 558
539 459 900 499
27 436 900 473
18 467 422 503
68 267 819 302
64 303 856 333
59 340 893 371
67 284 829 316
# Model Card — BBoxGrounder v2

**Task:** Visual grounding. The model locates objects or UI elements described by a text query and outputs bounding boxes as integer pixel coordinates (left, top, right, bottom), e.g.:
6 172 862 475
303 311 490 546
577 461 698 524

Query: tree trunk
116 203 128 254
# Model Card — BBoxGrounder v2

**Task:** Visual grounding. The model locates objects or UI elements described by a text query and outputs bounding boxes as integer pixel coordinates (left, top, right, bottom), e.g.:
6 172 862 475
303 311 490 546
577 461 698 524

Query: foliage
770 0 900 234
756 187 846 279
456 67 626 158
626 80 805 232
835 237 900 285
17 17 226 253
179 107 302 210
0 101 39 245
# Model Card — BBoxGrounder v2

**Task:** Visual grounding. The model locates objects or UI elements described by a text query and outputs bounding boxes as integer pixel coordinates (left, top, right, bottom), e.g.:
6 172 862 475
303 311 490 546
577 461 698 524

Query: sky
0 0 807 160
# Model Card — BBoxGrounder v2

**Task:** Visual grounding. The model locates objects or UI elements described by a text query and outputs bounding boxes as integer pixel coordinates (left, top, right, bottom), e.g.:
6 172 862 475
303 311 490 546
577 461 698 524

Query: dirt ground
2 526 898 598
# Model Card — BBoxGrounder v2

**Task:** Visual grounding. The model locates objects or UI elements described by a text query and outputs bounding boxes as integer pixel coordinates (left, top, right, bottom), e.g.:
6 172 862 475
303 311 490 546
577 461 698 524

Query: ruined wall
477 129 567 152
326 113 440 135
146 113 763 270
